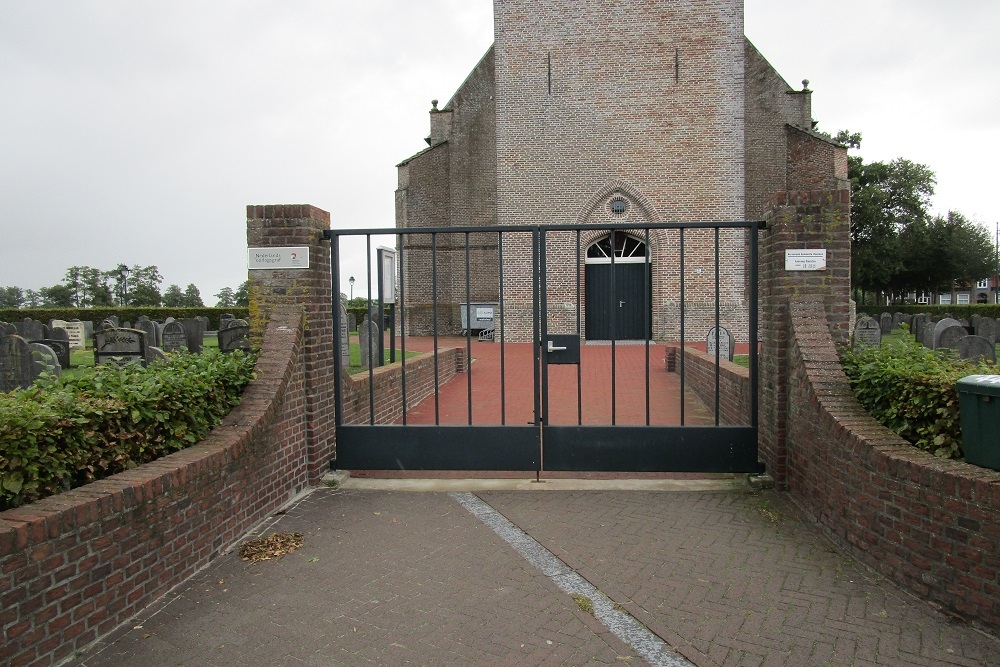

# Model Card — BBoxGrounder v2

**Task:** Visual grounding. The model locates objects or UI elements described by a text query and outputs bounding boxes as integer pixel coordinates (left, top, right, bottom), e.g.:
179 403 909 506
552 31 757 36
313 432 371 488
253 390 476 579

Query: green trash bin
956 375 1000 471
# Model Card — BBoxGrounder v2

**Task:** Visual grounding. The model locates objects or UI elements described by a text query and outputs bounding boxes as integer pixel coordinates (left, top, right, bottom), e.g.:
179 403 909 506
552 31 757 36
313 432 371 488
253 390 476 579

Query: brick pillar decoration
247 204 335 482
759 189 851 488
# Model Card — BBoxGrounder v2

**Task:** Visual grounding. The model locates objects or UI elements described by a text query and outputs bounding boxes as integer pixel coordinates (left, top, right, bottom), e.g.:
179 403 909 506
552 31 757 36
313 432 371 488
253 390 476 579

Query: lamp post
117 264 130 306
349 275 355 301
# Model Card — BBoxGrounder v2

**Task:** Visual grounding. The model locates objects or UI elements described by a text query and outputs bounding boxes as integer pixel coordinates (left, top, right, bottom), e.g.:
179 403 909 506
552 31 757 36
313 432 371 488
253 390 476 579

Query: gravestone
922 325 936 350
93 328 147 367
32 339 71 369
29 342 62 377
936 325 969 350
121 321 132 330
164 316 176 324
220 314 235 330
161 321 188 352
62 321 87 350
0 322 15 336
218 324 251 353
339 302 350 368
358 315 381 368
957 336 996 363
706 326 735 361
347 313 357 334
1 332 35 391
912 314 930 342
879 312 892 335
152 321 164 347
81 320 94 342
134 318 158 347
181 317 206 354
931 318 963 349
145 346 168 365
99 319 117 332
852 317 881 348
50 319 68 334
971 314 981 329
976 317 999 344
16 317 48 341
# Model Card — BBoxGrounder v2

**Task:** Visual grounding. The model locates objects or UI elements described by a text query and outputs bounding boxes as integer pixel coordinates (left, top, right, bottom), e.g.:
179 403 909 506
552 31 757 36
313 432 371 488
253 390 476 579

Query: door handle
547 340 567 352
619 300 625 308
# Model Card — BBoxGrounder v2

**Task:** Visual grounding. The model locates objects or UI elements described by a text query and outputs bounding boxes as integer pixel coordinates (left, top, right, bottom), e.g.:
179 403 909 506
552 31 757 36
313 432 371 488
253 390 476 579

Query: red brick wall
785 303 1000 629
0 305 310 667
673 346 752 426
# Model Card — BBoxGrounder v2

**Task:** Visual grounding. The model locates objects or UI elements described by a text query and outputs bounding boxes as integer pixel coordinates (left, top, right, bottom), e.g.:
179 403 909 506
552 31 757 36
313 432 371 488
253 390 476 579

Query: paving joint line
451 491 694 667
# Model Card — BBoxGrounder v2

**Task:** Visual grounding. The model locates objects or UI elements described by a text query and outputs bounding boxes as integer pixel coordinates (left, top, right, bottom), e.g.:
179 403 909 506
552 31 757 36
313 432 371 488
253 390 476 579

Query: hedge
0 349 256 510
0 307 250 331
856 304 1000 321
840 334 996 460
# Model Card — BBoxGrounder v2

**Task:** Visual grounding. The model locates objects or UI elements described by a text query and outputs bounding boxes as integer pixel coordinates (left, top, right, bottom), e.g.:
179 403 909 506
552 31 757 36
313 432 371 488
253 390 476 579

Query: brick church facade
395 0 848 342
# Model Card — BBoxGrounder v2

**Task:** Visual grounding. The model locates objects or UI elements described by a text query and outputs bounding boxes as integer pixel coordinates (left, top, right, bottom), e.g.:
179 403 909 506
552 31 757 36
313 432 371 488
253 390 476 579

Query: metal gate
325 221 763 473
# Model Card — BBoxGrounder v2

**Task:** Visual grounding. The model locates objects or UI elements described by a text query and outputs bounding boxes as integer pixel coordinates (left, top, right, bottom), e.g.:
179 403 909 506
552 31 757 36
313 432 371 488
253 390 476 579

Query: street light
349 275 355 301
117 264 130 306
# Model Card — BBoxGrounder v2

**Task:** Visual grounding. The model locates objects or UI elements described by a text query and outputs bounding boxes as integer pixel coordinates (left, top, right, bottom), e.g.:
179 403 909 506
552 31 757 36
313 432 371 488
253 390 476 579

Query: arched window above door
585 232 648 264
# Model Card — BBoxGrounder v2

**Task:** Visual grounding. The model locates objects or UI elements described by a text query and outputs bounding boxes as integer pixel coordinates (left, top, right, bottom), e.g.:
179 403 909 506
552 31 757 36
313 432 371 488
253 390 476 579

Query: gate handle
547 340 567 352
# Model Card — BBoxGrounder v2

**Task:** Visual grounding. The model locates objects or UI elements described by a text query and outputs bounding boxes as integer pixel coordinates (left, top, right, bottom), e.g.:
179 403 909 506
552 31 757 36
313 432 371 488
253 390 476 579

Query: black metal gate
325 221 763 474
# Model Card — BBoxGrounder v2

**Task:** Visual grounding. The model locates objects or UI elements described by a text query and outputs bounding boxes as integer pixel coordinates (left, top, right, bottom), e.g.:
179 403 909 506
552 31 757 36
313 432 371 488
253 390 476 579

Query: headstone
347 312 357 333
706 326 735 361
31 339 71 369
49 327 69 344
957 336 996 363
218 324 251 353
912 314 930 342
180 318 206 354
152 321 164 347
29 342 62 378
93 328 147 367
0 322 15 336
164 316 176 324
852 317 881 349
145 346 168 365
971 314 982 329
937 325 969 350
922 325 936 350
958 318 970 328
121 321 132 330
62 321 87 350
339 301 350 368
16 318 48 341
976 317 999 345
220 314 235 330
81 320 94 342
161 321 188 352
50 318 68 333
891 312 904 330
358 315 381 368
879 312 892 335
1 333 35 391
99 319 117 332
134 318 158 348
931 318 963 349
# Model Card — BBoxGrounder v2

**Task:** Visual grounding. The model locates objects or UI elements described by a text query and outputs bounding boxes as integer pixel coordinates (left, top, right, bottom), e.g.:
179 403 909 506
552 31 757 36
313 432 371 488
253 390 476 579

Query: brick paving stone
478 489 1000 667
68 489 631 667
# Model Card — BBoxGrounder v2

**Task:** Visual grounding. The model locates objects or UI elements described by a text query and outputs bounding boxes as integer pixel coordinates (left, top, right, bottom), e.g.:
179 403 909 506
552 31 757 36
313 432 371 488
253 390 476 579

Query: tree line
842 130 995 305
0 264 249 309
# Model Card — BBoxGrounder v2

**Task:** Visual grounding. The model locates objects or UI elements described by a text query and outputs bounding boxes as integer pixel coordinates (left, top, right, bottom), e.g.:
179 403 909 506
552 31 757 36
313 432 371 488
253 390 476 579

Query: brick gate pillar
247 205 335 482
759 189 851 488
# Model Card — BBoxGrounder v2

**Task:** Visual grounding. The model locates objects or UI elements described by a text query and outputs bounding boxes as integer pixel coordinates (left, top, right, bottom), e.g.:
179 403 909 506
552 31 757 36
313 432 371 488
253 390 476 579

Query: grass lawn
347 342 420 375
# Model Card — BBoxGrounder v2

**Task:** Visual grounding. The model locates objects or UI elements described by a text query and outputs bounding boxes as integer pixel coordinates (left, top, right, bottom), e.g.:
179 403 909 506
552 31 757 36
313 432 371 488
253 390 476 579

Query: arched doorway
585 232 651 340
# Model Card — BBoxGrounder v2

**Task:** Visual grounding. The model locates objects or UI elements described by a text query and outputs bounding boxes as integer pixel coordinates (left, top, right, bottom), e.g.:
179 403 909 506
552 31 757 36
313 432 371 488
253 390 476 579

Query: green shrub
840 335 996 459
0 349 256 510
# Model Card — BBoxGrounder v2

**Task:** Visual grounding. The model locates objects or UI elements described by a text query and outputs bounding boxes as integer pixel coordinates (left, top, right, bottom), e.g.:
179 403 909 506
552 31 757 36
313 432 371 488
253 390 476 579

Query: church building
395 0 847 342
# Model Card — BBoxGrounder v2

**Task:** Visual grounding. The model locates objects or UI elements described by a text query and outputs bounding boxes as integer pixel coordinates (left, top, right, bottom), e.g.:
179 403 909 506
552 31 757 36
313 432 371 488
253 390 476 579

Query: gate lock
544 335 581 365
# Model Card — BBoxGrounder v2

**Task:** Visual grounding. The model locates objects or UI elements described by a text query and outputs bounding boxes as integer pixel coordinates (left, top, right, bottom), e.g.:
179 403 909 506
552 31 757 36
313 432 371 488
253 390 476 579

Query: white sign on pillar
377 246 397 302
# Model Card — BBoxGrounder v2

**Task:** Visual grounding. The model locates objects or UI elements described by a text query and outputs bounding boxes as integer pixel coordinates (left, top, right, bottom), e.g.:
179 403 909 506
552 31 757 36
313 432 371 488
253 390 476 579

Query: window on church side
586 232 646 260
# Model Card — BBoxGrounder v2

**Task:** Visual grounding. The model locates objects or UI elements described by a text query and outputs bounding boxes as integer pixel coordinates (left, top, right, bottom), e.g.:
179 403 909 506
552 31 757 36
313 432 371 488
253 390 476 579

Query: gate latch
544 335 580 365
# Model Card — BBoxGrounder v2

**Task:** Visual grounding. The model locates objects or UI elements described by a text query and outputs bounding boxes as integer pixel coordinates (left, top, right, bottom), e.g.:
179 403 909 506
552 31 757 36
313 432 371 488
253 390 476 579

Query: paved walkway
69 481 998 666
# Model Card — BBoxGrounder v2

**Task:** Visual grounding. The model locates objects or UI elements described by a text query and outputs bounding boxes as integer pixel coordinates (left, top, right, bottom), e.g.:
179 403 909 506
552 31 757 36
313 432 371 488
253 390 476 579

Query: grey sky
1 1 997 303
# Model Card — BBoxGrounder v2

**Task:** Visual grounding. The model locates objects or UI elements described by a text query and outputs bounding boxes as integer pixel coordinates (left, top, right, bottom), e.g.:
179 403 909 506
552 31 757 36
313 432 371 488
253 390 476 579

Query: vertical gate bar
330 232 344 428
366 235 375 425
540 229 549 428
532 227 542 472
679 228 686 426
398 233 408 425
432 232 440 425
645 227 651 426
749 222 760 430
465 231 473 425
610 230 617 426
499 231 507 425
714 226 721 426
576 229 582 426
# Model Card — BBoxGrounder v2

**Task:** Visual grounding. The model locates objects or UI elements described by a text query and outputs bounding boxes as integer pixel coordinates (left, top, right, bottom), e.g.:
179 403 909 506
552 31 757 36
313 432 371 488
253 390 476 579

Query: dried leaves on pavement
239 532 304 563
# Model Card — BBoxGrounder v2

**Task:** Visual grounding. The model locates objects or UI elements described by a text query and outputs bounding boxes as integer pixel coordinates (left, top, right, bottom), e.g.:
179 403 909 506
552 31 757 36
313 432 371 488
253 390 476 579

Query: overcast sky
2 1 997 303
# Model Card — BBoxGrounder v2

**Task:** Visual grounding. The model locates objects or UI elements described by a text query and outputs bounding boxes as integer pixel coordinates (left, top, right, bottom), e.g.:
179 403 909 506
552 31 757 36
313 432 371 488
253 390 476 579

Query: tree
838 130 936 303
214 287 236 308
162 284 185 307
22 289 42 308
182 284 204 307
39 284 74 307
127 265 163 307
0 286 24 309
233 281 249 307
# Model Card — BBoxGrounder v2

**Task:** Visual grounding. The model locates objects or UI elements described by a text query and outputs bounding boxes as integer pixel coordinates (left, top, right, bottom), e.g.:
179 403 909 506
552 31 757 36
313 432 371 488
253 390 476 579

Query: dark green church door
585 262 650 340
